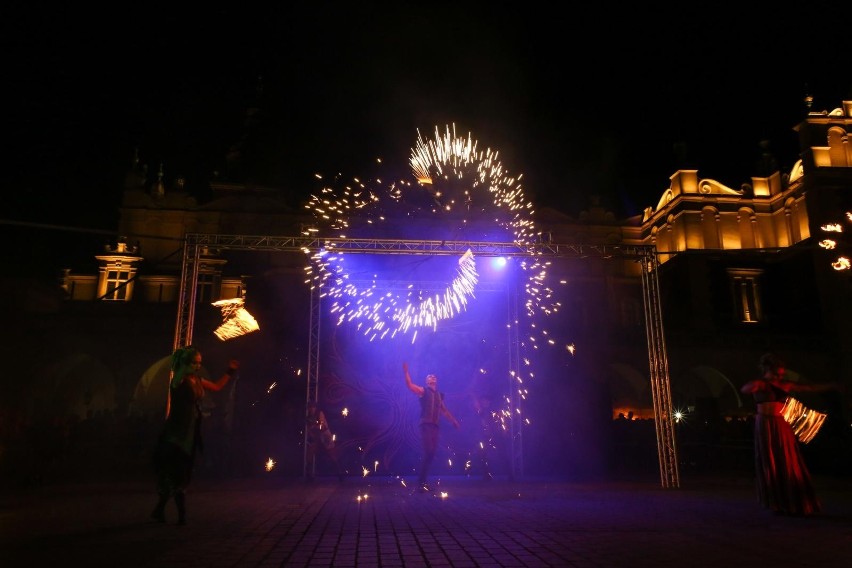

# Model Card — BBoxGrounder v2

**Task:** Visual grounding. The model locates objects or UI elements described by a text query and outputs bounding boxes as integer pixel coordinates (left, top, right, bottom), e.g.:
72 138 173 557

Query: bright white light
491 257 508 269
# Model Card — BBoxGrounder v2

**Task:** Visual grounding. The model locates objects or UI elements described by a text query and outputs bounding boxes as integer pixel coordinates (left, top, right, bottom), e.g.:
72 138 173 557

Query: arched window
727 268 764 323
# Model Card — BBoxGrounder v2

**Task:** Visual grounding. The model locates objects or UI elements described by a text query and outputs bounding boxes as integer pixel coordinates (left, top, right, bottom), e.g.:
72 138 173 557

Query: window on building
728 269 763 323
104 270 130 301
196 272 217 304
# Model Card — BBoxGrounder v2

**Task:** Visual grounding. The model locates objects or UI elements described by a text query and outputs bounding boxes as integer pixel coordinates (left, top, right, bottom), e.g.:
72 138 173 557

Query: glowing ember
212 297 260 340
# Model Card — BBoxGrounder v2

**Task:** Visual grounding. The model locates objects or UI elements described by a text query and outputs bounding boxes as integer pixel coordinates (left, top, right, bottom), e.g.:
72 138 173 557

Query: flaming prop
212 297 260 340
818 212 851 271
781 397 827 444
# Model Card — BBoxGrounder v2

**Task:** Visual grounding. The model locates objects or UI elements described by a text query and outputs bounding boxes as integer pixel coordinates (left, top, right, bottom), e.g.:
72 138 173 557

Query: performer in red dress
740 353 839 516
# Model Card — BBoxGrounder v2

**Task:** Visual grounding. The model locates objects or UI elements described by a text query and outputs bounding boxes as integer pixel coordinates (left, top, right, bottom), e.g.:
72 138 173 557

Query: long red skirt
753 413 820 515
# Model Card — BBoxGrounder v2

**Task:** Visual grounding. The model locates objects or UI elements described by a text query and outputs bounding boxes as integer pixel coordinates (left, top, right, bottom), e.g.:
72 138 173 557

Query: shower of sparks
265 458 275 472
303 124 555 340
302 124 561 426
309 245 478 340
819 211 851 271
212 297 260 340
361 466 370 477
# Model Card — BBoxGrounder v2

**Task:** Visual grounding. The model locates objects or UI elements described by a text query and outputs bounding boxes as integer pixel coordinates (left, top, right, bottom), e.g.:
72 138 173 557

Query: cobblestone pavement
3 472 851 567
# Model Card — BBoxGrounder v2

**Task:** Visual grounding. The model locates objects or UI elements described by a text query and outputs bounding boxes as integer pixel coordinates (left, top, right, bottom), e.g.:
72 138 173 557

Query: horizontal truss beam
186 233 655 259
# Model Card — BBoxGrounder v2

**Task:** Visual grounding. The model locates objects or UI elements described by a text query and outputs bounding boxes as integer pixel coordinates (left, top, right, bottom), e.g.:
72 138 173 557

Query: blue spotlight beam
174 233 677 488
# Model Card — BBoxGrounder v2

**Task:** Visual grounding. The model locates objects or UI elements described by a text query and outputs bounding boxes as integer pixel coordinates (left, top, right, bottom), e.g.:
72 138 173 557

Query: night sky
6 4 851 250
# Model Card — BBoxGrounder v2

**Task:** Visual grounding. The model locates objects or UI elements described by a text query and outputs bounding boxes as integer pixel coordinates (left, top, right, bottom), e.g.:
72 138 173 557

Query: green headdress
170 346 199 388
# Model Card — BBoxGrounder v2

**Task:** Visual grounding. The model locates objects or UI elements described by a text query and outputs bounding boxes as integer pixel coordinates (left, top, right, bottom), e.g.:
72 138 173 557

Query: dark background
3 3 851 484
6 3 851 246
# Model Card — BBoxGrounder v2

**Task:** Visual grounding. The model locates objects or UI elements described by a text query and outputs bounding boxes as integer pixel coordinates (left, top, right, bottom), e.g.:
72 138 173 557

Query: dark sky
7 3 851 237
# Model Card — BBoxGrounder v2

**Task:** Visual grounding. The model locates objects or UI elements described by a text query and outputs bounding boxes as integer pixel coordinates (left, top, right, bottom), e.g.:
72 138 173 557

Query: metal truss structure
173 233 680 488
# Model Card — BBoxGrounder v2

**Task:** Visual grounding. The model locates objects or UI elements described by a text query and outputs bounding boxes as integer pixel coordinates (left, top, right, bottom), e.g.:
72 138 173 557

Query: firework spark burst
302 124 561 430
302 124 557 345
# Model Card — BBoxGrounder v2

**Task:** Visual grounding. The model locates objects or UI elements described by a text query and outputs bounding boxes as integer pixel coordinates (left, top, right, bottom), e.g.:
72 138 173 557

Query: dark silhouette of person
403 362 459 492
305 400 344 482
151 347 238 525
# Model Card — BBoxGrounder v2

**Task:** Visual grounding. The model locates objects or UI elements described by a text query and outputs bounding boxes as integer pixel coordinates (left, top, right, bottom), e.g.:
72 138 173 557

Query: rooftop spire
151 162 165 198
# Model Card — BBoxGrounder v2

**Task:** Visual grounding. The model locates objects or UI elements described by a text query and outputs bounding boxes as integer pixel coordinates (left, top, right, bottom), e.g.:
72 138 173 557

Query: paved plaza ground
2 469 851 568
